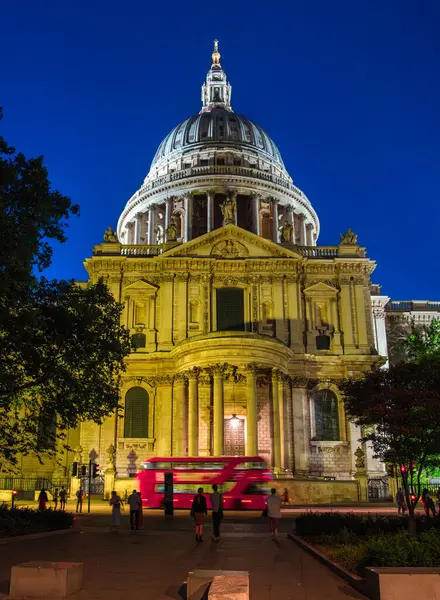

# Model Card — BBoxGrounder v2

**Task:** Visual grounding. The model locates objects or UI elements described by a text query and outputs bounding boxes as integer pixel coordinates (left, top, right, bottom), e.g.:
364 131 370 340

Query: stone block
208 575 249 599
364 567 440 600
187 570 248 600
10 561 83 598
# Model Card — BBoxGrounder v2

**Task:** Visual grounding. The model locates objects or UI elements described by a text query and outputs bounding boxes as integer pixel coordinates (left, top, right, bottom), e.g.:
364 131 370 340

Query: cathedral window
124 387 149 438
216 288 245 332
314 389 340 441
37 409 57 450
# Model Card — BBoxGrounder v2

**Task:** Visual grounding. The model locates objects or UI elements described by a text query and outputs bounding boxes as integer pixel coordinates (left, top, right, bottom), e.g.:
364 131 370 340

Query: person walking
52 488 59 510
266 488 282 538
191 487 207 542
38 489 48 511
396 487 406 515
210 484 223 542
59 487 67 511
109 491 123 532
282 488 289 505
128 489 141 532
137 491 144 530
76 487 84 513
422 489 436 517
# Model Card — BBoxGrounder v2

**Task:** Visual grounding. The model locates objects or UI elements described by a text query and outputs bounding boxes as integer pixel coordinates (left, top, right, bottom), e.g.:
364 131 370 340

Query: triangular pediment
304 281 338 295
160 224 303 260
123 278 159 291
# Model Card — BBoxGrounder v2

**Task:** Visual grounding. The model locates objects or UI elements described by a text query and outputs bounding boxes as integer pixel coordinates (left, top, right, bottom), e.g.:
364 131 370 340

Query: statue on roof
103 226 118 243
340 228 358 245
280 221 293 243
166 217 178 242
220 196 237 225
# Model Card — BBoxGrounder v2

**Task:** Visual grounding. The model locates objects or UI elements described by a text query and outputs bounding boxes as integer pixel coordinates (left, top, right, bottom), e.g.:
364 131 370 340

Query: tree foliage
0 109 130 469
406 318 440 363
341 358 440 524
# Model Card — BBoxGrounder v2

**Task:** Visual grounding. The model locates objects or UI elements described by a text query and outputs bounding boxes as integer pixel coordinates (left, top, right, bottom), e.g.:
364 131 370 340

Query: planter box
364 567 440 600
10 561 83 598
187 570 249 600
209 574 249 599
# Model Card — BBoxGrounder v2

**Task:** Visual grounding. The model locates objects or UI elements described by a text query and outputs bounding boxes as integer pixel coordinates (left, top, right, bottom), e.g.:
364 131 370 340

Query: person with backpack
191 487 207 542
59 487 67 511
266 488 282 538
210 484 223 542
76 487 84 513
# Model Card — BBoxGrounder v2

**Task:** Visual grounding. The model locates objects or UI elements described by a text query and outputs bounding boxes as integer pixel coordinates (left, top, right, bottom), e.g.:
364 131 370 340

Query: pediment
303 282 339 296
123 279 159 292
160 224 303 260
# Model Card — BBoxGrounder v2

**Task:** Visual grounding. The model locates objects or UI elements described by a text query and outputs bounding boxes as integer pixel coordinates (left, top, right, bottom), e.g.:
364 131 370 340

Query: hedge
0 505 74 537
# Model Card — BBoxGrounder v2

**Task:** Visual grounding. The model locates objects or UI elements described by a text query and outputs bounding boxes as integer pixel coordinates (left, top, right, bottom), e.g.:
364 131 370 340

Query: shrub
0 505 73 537
363 530 440 568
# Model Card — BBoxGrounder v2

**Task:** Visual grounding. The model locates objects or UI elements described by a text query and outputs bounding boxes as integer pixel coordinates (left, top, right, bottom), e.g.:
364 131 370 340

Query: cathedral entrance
224 417 245 456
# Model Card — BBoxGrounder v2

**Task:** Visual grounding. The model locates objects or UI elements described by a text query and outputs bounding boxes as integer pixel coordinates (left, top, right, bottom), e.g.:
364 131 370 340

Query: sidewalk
0 514 366 600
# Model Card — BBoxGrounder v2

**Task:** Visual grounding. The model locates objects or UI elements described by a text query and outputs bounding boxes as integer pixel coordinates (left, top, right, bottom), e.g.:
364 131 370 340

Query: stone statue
103 226 118 243
220 196 237 225
280 221 293 243
107 444 115 469
354 447 365 471
340 228 358 245
165 218 178 242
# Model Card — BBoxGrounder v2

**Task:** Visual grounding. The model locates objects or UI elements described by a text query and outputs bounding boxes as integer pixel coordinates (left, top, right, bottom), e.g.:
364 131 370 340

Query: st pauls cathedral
20 41 436 501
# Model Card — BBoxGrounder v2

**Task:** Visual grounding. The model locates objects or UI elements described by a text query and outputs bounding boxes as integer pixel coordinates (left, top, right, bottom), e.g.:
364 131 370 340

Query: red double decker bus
137 456 272 510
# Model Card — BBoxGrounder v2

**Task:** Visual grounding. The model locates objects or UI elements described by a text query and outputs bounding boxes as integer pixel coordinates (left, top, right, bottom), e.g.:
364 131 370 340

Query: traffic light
386 464 394 477
81 465 87 477
400 465 407 473
92 463 99 479
71 462 78 477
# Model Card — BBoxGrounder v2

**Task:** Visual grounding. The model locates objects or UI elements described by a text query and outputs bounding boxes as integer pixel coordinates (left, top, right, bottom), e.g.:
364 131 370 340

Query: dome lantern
201 40 232 113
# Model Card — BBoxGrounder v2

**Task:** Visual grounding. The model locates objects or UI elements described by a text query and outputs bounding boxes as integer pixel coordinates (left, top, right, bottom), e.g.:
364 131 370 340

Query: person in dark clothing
191 487 207 542
210 484 223 542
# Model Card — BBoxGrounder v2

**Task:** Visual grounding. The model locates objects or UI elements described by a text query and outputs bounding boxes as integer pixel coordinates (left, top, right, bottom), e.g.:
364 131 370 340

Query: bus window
236 461 267 470
244 483 270 495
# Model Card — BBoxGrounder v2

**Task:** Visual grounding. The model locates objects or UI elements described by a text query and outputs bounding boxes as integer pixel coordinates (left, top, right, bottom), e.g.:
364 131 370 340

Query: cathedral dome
151 109 285 172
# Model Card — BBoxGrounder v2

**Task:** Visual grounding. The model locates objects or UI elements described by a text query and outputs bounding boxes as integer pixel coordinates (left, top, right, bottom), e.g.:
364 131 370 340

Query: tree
340 358 440 531
0 110 130 469
406 318 440 363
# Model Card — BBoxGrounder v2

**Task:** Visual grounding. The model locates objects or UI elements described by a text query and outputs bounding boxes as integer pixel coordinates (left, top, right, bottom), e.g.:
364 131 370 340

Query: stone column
306 223 313 246
271 369 282 471
278 375 286 470
339 277 358 354
252 193 260 235
299 214 307 246
330 297 343 352
184 193 193 242
198 373 212 457
213 365 226 456
155 378 173 456
188 371 199 456
165 197 173 231
245 364 258 456
134 213 143 244
173 374 186 456
271 198 279 242
286 205 294 226
147 206 156 245
292 383 310 475
206 189 215 232
158 274 174 351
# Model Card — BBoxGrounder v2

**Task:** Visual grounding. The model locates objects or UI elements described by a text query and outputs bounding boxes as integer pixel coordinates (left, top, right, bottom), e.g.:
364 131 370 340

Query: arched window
314 389 339 441
261 213 271 240
189 299 200 325
124 387 149 438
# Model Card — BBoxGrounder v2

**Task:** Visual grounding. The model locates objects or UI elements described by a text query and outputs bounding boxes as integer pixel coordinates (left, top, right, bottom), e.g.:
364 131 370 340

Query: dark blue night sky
2 0 439 299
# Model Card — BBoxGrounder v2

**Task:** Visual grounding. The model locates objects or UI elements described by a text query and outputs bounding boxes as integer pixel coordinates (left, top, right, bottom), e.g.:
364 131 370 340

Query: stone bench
209 574 249 599
364 567 440 600
187 570 249 600
10 561 83 598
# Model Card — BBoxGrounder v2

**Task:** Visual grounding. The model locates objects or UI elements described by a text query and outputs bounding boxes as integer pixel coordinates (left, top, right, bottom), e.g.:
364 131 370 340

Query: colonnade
125 190 316 246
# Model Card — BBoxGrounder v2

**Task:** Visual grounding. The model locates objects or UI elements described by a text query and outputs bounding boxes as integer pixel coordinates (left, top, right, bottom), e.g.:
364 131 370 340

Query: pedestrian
38 488 48 511
396 487 406 515
266 488 282 538
191 487 207 542
53 488 59 510
210 484 223 542
436 486 440 512
127 489 141 532
76 487 84 513
109 491 123 532
59 487 67 511
282 488 289 505
137 491 144 530
422 489 436 518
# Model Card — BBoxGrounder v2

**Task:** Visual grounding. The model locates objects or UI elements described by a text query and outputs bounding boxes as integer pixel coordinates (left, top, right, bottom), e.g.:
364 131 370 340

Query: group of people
37 487 68 511
109 489 143 532
396 486 440 517
190 485 283 541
